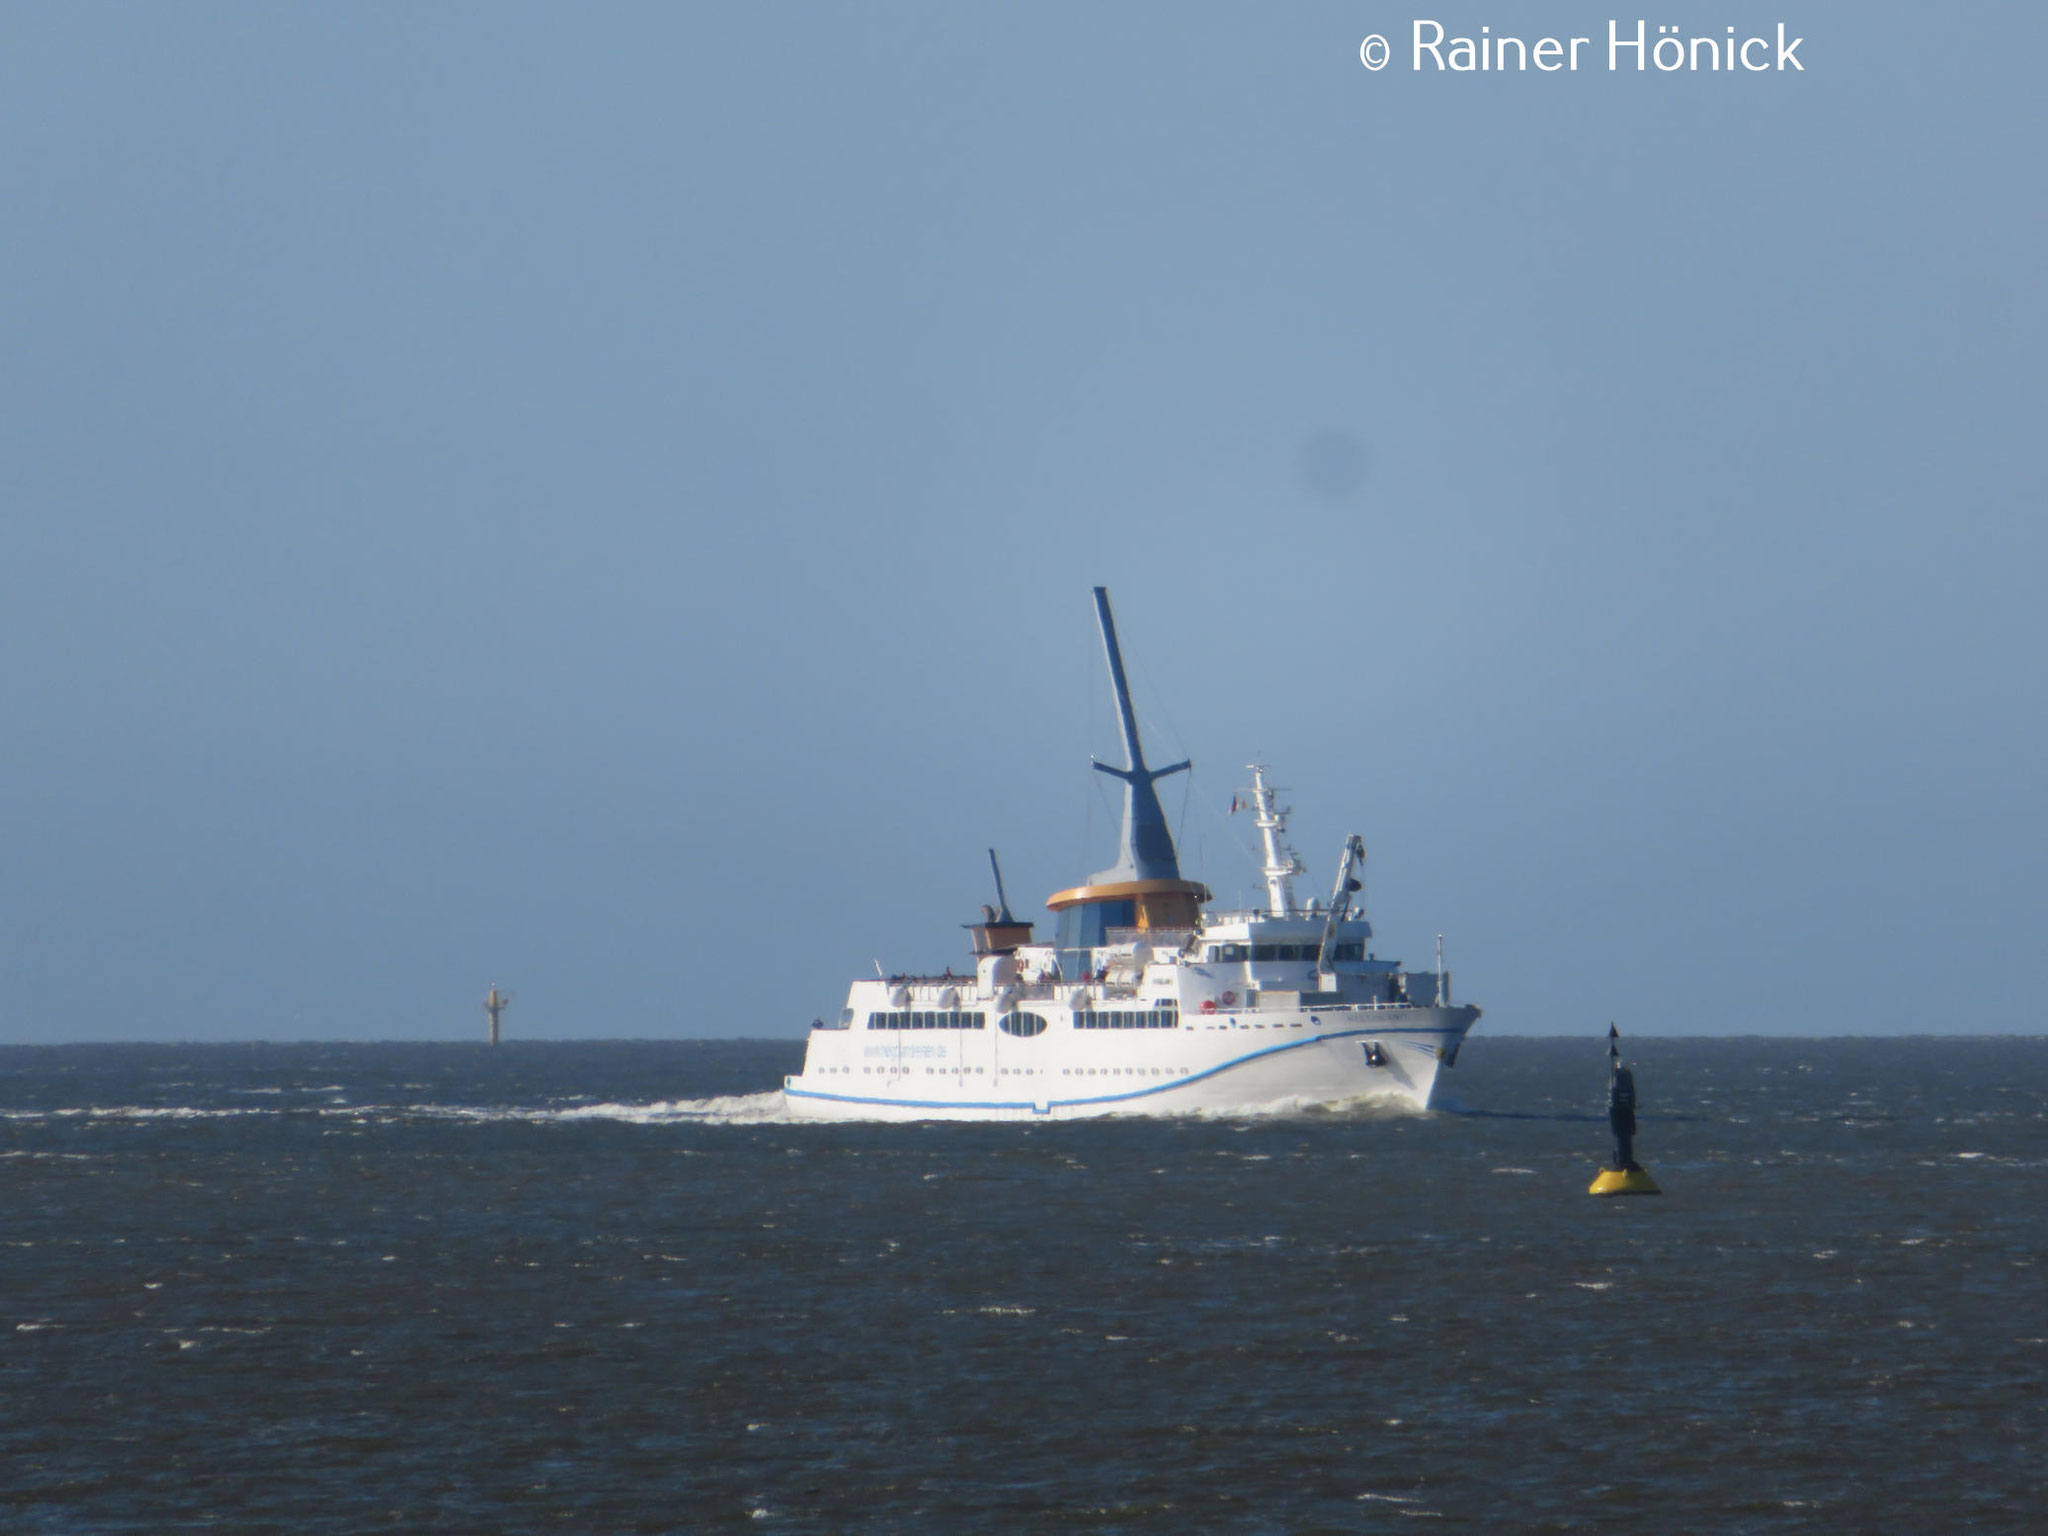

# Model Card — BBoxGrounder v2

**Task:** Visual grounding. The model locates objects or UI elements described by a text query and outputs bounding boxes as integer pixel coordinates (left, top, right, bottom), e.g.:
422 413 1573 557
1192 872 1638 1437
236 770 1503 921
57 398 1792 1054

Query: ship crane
966 849 1035 956
1314 834 1367 974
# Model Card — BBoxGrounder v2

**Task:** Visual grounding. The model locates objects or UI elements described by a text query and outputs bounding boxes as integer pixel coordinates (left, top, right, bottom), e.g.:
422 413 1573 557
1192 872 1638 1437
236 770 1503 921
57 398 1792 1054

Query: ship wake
1139 1091 1430 1123
408 1091 801 1126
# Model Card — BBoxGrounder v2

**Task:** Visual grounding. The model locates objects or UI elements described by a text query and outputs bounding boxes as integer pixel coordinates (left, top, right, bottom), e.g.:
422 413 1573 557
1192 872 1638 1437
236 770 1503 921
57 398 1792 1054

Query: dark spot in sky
1296 429 1368 500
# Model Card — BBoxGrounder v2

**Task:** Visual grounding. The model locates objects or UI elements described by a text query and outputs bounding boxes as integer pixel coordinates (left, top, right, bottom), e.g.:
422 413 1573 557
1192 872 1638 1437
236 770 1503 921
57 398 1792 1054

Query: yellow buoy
1590 1024 1663 1196
1589 1165 1662 1197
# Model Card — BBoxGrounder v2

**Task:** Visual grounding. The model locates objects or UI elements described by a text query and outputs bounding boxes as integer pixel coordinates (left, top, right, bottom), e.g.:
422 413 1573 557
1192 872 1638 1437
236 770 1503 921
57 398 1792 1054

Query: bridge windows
1213 941 1366 963
1252 943 1324 961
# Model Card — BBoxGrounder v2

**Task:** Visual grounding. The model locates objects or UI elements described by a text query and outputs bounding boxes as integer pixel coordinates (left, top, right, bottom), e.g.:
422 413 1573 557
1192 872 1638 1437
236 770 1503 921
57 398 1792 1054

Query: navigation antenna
485 985 512 1046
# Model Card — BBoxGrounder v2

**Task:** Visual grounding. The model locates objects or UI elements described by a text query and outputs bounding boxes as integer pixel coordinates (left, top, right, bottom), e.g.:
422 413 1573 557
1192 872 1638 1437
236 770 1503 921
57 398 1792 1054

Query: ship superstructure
783 589 1481 1120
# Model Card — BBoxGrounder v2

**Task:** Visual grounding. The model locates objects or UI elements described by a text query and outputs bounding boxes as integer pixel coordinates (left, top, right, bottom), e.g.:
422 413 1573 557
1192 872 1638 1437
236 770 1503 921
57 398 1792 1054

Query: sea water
1 1037 2041 1533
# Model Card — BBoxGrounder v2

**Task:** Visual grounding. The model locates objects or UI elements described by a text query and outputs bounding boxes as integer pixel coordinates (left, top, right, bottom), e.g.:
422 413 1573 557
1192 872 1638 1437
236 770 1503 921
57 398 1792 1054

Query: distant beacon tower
1046 589 1210 975
485 985 512 1046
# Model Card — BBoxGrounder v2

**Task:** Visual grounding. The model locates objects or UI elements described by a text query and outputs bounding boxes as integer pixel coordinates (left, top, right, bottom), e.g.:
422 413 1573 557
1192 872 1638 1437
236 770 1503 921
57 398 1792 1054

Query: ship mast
1044 589 1209 942
1245 765 1304 915
1088 587 1190 883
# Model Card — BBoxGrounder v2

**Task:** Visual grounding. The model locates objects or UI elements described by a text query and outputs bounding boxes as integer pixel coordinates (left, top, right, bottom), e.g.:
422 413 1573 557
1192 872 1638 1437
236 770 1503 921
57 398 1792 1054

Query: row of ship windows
865 1011 1051 1037
867 1011 986 1030
1205 942 1364 963
865 1009 1174 1035
1073 1009 1179 1030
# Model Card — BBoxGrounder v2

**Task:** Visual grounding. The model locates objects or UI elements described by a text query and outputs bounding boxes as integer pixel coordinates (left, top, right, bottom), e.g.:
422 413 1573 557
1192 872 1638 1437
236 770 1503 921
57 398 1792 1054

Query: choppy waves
3 1037 2044 1532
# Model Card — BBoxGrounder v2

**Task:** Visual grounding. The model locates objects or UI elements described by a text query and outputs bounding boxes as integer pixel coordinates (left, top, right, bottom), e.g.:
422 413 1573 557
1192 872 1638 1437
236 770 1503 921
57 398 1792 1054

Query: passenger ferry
783 589 1481 1121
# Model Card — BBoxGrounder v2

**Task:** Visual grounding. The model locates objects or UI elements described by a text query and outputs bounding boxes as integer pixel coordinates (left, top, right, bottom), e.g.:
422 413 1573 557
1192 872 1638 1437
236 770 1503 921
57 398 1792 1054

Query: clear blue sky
2 4 2041 1040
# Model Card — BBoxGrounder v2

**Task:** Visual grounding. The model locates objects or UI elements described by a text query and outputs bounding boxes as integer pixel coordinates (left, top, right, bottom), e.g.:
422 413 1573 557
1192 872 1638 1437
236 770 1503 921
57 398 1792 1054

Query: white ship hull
783 1003 1478 1122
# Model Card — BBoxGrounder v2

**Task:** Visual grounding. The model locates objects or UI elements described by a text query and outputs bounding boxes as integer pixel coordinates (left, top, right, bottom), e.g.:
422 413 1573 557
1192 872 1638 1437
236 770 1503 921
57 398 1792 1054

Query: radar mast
1243 765 1305 915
